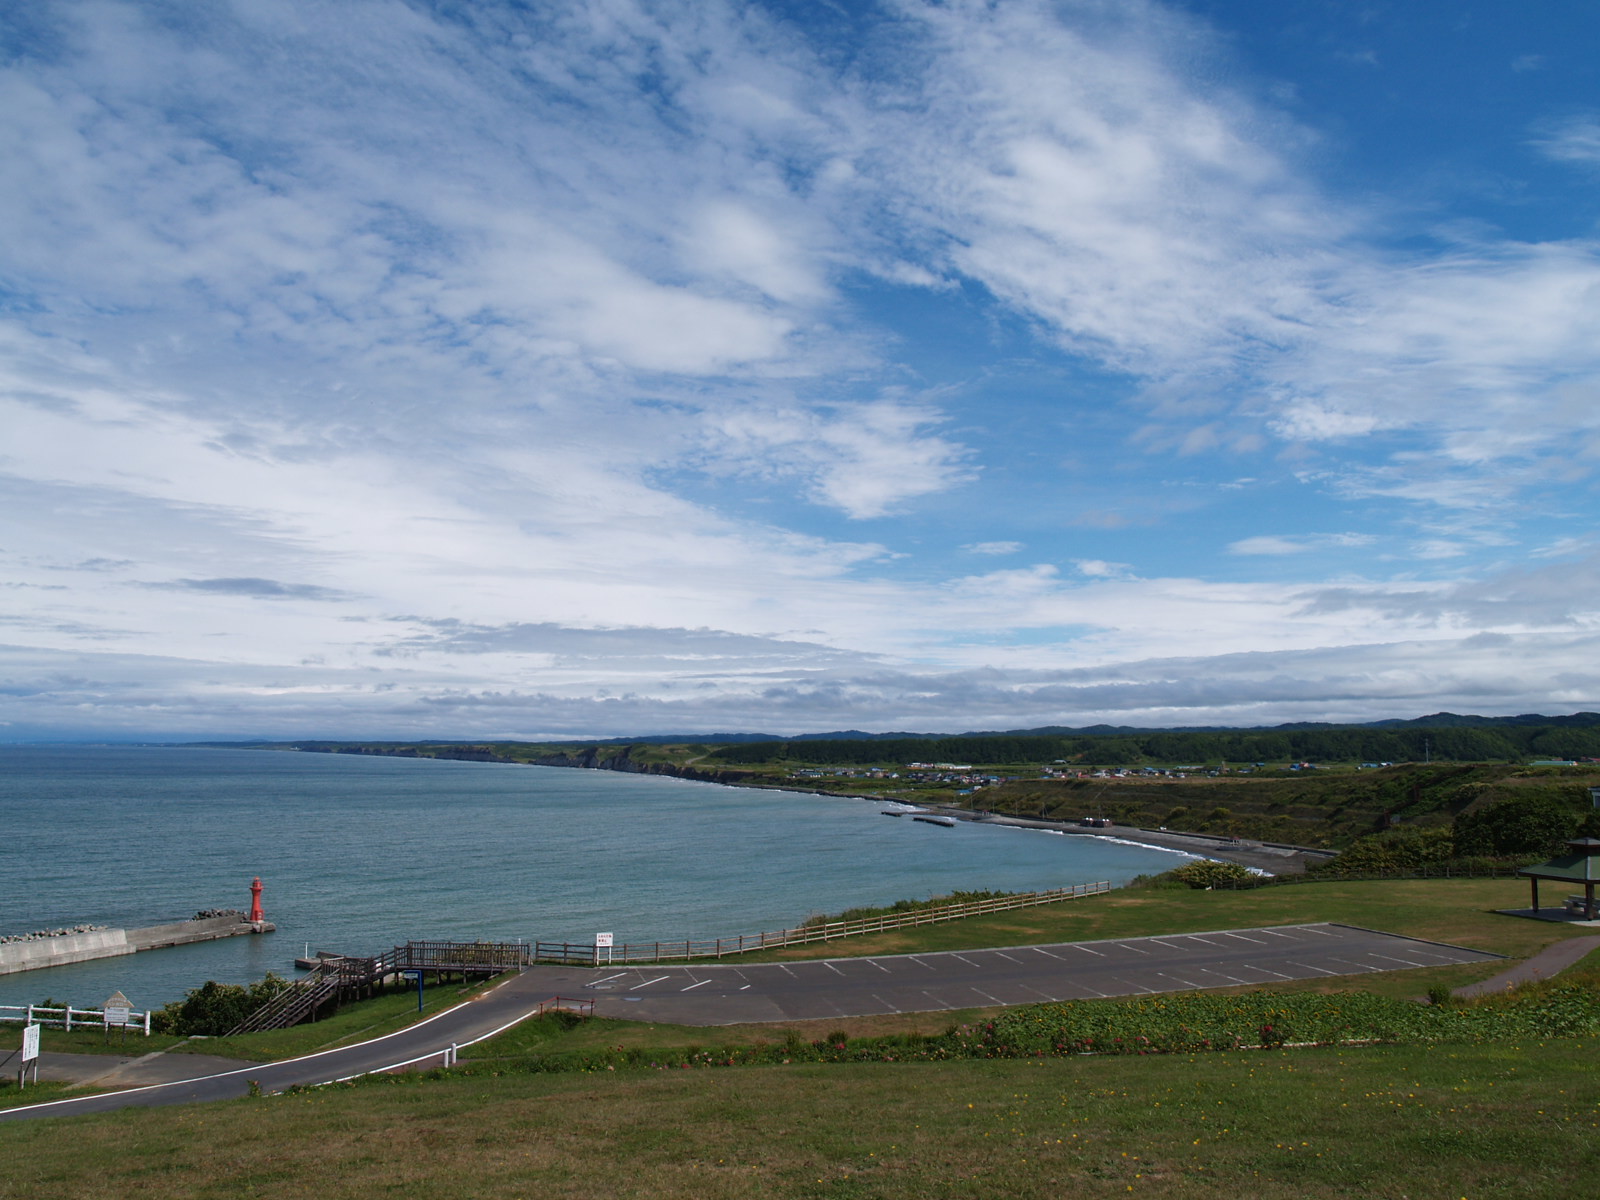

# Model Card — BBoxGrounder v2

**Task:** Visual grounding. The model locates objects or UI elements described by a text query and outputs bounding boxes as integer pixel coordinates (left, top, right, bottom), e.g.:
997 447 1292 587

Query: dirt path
1451 934 1600 998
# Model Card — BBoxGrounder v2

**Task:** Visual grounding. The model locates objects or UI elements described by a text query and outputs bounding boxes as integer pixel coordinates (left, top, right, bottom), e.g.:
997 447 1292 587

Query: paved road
0 971 553 1123
513 922 1501 1025
0 922 1499 1121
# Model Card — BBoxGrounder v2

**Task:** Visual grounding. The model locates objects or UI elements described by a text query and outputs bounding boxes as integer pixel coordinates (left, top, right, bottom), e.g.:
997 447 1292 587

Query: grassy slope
1 1041 1595 1199
3 880 1599 1195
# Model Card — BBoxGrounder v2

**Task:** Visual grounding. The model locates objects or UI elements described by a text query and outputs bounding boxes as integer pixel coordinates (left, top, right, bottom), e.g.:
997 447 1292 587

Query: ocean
0 745 1194 1008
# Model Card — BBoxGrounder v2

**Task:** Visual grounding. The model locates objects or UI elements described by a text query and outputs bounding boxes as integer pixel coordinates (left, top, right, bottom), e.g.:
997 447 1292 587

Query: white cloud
1532 114 1600 166
1228 533 1374 556
966 541 1023 556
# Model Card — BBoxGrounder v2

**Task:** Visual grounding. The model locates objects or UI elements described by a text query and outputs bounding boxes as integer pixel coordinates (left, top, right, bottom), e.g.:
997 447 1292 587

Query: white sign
103 990 132 1027
595 932 614 948
21 1024 40 1063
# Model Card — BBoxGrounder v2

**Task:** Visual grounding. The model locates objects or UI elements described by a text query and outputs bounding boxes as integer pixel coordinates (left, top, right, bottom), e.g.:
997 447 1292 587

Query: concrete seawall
0 917 275 976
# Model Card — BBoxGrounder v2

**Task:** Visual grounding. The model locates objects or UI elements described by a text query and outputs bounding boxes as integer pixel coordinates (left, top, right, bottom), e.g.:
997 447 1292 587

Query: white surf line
679 979 713 992
629 975 672 990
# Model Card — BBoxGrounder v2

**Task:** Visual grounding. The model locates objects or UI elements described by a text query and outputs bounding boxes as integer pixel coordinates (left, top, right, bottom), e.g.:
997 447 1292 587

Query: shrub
1166 859 1257 889
151 973 289 1036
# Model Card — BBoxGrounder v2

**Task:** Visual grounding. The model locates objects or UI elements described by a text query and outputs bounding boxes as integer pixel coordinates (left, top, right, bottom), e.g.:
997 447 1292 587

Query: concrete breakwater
0 914 275 976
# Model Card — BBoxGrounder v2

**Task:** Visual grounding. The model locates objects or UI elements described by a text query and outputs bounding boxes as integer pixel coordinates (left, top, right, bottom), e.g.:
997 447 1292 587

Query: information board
21 1023 39 1063
595 932 614 948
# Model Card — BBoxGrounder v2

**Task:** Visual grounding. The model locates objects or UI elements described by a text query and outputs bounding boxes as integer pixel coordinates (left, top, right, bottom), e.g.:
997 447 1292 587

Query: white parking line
1195 968 1250 984
1285 960 1337 976
1257 929 1296 939
590 972 630 985
1115 943 1151 954
1367 953 1426 968
907 956 938 971
630 976 671 990
1157 972 1204 988
1222 933 1266 944
1184 936 1225 947
822 961 845 975
1032 947 1064 959
952 954 981 967
865 959 891 973
1070 944 1106 957
680 979 713 992
994 952 1022 963
971 989 1006 1005
920 991 957 1010
1239 963 1292 979
1109 977 1155 994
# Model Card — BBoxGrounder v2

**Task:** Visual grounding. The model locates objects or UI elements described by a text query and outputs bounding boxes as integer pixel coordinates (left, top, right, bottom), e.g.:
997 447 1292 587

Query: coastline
307 743 1331 876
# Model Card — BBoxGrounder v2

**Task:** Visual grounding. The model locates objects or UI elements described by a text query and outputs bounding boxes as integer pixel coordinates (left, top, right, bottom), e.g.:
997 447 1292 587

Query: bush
151 973 289 1036
1454 794 1578 857
1166 859 1258 889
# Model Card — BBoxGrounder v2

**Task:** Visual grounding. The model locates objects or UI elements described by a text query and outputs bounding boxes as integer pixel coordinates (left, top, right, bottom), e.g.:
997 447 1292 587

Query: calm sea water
0 746 1193 1008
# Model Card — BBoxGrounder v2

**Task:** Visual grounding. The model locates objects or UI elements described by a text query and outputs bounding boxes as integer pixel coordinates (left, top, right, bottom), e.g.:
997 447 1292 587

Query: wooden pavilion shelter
1518 837 1600 920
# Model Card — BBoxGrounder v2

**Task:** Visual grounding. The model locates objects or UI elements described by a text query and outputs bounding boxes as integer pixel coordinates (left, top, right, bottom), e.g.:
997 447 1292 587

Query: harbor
0 879 274 977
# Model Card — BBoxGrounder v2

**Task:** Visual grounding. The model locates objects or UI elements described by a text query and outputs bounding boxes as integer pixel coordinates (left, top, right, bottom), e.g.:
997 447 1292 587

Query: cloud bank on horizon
2 0 1597 740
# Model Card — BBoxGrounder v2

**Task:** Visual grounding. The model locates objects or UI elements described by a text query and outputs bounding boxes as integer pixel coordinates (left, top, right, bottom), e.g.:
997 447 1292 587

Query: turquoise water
0 746 1193 1008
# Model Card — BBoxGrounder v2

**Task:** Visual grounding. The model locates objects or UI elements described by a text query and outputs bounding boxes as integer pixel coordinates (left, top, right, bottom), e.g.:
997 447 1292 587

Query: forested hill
705 719 1600 768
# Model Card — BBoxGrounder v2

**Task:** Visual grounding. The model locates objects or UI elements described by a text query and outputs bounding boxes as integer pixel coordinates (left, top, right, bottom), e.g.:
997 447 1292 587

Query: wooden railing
528 880 1112 965
0 1003 151 1035
229 880 1111 1031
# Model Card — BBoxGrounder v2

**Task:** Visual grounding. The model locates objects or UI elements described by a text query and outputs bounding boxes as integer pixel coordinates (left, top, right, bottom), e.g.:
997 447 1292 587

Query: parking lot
515 922 1502 1025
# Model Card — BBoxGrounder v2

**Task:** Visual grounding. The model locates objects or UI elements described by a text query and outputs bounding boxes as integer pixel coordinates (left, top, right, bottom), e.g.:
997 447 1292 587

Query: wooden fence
528 880 1112 965
0 1002 152 1035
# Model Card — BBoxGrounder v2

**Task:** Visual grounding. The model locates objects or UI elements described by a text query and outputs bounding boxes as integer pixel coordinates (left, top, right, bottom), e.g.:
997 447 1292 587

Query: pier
0 878 275 976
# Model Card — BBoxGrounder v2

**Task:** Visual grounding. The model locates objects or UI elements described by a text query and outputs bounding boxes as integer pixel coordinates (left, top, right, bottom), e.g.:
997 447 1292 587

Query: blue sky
2 0 1598 740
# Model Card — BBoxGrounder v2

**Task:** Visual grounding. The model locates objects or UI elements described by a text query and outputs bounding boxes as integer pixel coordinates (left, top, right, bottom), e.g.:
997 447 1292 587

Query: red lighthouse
248 876 264 924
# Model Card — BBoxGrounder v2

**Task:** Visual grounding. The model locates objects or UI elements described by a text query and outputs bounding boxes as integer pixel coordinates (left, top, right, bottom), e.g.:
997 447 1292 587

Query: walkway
1451 934 1600 998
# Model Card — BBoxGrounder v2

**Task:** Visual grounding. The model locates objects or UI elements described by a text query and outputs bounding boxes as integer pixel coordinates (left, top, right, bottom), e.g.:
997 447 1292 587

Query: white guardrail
0 1003 151 1035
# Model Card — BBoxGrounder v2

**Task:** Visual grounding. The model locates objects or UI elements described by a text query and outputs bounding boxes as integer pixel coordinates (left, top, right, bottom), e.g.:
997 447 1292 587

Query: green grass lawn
1 1039 1594 1199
